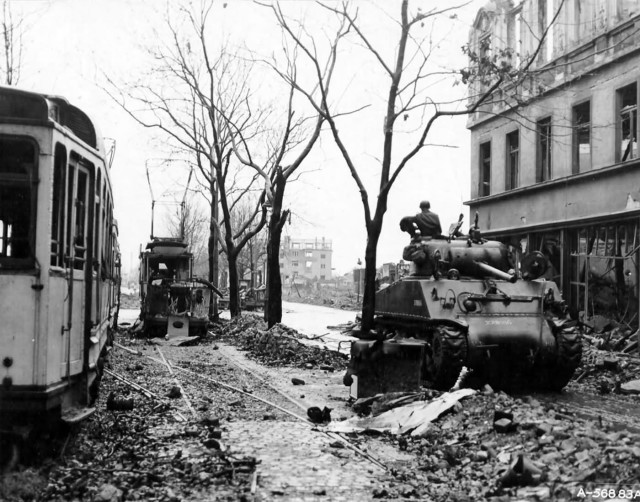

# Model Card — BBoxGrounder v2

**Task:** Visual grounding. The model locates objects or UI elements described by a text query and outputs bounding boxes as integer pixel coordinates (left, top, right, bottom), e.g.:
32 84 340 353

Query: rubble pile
366 390 640 501
26 339 269 502
570 324 640 395
215 315 348 370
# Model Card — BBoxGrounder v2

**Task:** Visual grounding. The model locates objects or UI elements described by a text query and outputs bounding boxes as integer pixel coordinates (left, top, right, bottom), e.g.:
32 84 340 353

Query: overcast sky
16 0 484 277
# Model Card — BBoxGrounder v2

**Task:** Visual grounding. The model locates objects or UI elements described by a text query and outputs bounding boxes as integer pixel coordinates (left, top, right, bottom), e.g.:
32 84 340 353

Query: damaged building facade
466 0 640 328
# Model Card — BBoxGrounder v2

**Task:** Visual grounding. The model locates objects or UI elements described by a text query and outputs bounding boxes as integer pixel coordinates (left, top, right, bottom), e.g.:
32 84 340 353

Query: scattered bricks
482 384 494 395
263 413 277 420
494 409 514 422
329 441 345 449
538 435 554 446
203 438 220 449
494 418 516 433
536 423 553 437
208 429 222 439
291 378 305 386
603 357 620 371
167 386 182 399
184 426 200 437
473 450 489 462
201 415 220 427
320 365 334 372
305 363 314 369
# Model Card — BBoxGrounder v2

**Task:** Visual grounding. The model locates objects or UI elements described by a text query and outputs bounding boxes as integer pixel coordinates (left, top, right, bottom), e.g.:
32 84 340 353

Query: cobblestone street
226 420 386 501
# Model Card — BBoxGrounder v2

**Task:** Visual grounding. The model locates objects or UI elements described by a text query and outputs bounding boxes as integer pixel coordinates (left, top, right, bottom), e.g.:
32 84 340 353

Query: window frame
536 117 552 182
572 100 591 173
505 130 520 190
617 82 638 162
479 140 491 196
0 135 39 270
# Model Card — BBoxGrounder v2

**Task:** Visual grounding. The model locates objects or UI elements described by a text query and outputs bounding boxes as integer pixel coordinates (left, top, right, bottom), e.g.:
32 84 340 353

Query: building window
539 0 554 62
479 141 491 196
618 82 637 162
321 254 326 259
305 251 312 258
305 261 312 268
279 263 283 268
507 7 522 67
616 0 638 21
292 261 298 267
537 118 552 182
292 251 298 257
506 130 520 190
320 264 326 269
572 101 591 173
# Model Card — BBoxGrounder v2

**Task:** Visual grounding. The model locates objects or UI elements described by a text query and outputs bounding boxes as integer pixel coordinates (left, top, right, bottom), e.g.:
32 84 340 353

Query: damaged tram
139 238 219 337
0 87 120 460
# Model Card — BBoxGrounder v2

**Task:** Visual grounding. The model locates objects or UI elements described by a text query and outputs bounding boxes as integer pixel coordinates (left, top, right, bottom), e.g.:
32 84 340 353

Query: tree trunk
228 252 241 317
208 178 219 319
360 230 381 335
265 172 288 328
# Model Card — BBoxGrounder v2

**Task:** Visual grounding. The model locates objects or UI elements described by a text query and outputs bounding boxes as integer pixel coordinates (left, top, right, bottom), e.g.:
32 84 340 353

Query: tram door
60 161 91 379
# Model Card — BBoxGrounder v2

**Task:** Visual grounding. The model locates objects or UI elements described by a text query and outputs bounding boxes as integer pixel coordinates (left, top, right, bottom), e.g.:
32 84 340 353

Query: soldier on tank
414 200 442 237
399 200 442 239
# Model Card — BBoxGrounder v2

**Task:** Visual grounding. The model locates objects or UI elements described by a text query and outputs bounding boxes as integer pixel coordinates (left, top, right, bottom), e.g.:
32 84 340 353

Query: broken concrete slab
326 388 476 436
620 379 640 395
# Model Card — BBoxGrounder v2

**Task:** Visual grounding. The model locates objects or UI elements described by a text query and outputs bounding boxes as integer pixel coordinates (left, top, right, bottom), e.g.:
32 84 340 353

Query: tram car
0 87 120 445
139 237 220 338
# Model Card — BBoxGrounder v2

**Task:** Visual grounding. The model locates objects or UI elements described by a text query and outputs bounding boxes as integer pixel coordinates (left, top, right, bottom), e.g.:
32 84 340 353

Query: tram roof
0 85 103 153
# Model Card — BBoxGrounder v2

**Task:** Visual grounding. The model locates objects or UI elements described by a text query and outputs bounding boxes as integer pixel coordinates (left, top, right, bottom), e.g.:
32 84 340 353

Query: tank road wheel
539 328 582 391
426 326 468 390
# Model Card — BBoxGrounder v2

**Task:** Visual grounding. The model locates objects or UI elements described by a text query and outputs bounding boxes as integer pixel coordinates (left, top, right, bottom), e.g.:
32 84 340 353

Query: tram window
50 144 67 267
0 137 37 267
74 169 88 269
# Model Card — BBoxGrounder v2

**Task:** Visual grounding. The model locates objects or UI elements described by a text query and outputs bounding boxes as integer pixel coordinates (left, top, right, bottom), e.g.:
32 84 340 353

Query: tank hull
346 276 580 395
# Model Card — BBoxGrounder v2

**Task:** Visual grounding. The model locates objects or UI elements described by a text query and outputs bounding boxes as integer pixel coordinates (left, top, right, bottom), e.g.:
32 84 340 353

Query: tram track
113 341 390 472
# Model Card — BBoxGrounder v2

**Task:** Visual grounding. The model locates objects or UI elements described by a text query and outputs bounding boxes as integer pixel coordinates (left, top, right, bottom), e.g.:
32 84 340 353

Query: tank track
538 327 583 391
427 325 468 390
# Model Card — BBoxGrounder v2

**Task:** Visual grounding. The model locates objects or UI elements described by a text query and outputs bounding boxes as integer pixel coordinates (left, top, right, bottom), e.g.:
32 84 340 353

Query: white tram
0 86 120 434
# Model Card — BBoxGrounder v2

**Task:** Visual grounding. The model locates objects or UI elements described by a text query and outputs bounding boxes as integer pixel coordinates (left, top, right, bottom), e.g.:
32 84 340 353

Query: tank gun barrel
474 261 517 283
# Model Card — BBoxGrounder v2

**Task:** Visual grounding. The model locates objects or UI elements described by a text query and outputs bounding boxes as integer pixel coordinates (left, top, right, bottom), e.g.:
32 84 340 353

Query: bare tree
274 0 563 334
105 2 270 317
1 0 24 85
232 9 348 327
166 192 209 275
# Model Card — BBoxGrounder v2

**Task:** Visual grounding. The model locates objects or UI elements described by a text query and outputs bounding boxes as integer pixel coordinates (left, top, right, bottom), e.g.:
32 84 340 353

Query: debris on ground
328 389 476 435
213 315 348 370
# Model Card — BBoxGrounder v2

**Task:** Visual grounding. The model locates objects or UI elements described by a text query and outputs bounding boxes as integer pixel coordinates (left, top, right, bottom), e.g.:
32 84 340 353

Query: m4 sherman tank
344 216 582 397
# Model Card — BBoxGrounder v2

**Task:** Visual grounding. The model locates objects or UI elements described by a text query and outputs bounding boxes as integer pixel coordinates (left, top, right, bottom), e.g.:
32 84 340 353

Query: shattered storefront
468 162 640 331
501 220 639 329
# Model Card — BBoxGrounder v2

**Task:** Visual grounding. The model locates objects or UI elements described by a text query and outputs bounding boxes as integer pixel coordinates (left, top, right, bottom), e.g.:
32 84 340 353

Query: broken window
570 222 639 327
479 141 491 196
506 130 520 190
618 82 637 162
0 136 37 268
537 118 552 182
572 101 591 173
